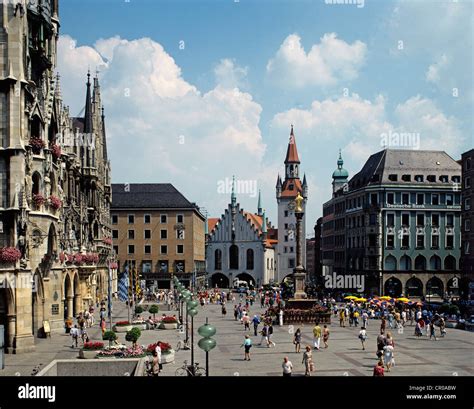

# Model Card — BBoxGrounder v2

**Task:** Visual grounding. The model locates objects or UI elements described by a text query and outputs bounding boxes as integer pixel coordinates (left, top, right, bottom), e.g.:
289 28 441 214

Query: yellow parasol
397 297 409 302
344 296 358 300
356 297 367 302
379 296 392 300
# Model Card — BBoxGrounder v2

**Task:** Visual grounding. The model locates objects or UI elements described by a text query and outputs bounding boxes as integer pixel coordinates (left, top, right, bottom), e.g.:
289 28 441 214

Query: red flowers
83 341 104 350
30 137 45 153
109 262 118 269
83 253 99 264
161 316 178 324
102 238 112 245
0 247 21 263
49 195 62 210
32 193 46 207
115 321 130 326
146 342 172 354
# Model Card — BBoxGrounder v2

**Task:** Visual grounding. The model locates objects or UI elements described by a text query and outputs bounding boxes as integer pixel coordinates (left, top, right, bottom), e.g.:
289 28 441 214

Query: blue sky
58 0 473 231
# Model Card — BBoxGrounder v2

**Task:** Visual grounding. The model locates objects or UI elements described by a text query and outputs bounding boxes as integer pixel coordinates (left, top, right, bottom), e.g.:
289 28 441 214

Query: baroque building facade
0 0 113 353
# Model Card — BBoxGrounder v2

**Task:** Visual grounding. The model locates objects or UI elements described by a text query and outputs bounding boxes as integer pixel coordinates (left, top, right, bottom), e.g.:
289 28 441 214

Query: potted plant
159 316 179 330
102 330 117 347
135 305 144 315
149 305 159 319
32 193 46 209
146 341 175 363
79 341 104 359
0 247 22 264
29 137 45 154
125 327 141 349
49 195 62 210
113 320 133 333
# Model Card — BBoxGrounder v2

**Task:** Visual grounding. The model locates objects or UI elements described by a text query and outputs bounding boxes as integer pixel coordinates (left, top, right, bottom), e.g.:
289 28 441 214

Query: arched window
430 255 441 270
385 255 397 271
32 172 41 196
229 245 239 270
400 255 411 271
444 255 456 270
214 249 222 270
414 255 426 270
246 249 254 270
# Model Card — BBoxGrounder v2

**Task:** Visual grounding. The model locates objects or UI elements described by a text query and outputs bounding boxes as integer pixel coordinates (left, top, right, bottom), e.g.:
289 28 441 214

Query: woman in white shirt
282 356 293 377
358 327 367 350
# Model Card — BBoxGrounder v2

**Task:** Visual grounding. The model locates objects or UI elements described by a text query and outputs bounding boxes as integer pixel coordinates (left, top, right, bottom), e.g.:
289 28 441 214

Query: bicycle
175 360 205 376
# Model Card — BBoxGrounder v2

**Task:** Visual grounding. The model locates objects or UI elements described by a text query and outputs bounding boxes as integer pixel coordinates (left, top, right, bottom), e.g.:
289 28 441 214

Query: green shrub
102 330 117 347
149 304 159 318
135 306 144 315
125 327 141 347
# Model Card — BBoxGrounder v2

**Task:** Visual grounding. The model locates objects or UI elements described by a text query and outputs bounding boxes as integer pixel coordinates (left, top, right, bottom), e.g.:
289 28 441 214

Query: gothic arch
426 276 444 298
210 273 229 289
400 255 412 271
444 255 456 270
429 255 441 270
246 248 254 270
229 245 239 270
414 255 426 270
214 249 222 270
405 276 423 297
384 276 402 298
385 255 397 271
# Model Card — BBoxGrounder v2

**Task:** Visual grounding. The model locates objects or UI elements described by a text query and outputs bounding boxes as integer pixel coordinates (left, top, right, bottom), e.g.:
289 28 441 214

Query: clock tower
276 126 308 282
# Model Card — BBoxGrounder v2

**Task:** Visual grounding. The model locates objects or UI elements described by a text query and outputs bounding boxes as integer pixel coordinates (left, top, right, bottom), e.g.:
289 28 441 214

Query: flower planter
79 349 99 359
132 323 147 331
113 325 133 333
161 350 175 364
159 322 178 330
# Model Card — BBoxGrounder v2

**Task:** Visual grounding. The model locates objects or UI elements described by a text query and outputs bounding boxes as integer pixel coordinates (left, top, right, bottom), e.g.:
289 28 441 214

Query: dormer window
427 175 436 183
414 175 424 182
440 175 448 183
388 174 398 182
289 184 294 190
402 174 411 182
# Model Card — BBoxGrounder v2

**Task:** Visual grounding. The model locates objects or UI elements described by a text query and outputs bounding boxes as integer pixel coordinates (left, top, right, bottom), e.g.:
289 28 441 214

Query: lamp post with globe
198 318 217 376
187 299 199 370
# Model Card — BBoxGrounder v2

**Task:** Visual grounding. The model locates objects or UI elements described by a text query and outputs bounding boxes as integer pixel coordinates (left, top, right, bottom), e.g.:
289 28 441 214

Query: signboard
43 320 51 337
51 304 59 315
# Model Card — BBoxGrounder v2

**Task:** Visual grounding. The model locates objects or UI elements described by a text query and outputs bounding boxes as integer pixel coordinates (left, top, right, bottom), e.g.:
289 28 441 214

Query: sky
57 0 473 233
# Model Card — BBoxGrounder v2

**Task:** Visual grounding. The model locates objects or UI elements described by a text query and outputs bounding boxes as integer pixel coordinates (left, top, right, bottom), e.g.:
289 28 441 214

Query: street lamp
198 318 217 376
187 299 199 368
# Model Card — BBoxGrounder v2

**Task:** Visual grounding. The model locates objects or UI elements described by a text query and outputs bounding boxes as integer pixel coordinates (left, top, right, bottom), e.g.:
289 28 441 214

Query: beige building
111 184 205 289
0 1 113 353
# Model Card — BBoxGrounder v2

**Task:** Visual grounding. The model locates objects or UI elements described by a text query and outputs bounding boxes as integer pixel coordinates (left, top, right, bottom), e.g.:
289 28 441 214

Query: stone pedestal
293 269 307 300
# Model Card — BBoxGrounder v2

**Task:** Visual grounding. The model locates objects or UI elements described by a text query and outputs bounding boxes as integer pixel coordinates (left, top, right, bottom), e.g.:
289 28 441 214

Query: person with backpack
258 325 269 346
358 326 367 350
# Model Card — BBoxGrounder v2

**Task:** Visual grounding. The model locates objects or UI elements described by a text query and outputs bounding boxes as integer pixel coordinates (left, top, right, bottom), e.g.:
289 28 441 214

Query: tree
125 327 141 348
149 304 159 319
103 330 117 347
135 305 144 315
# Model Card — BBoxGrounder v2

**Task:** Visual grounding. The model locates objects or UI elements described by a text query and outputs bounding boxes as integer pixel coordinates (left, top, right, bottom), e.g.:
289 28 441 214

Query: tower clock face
287 201 296 211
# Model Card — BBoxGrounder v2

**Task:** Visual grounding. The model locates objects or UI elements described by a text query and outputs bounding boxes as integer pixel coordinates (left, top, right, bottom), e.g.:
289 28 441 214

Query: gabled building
206 181 276 288
276 126 308 282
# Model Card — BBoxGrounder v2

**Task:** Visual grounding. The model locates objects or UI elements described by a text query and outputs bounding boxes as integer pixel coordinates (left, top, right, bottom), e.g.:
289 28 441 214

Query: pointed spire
204 214 209 235
84 70 93 134
262 209 267 234
284 125 300 164
102 106 108 160
303 173 307 186
337 148 344 169
231 175 236 206
275 174 282 188
257 189 263 216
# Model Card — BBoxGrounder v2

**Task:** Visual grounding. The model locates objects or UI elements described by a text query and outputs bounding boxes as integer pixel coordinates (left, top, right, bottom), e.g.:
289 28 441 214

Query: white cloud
214 58 249 89
57 35 266 218
426 54 449 84
266 33 367 88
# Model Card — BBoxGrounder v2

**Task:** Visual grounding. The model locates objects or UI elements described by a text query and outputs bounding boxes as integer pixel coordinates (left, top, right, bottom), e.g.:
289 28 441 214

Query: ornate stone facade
0 1 113 353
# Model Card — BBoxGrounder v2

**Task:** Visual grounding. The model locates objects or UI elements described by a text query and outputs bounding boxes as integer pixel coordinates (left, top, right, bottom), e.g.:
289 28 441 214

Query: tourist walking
339 309 345 327
279 309 284 326
380 317 386 333
323 325 330 348
384 332 395 372
294 328 302 353
252 314 261 336
358 327 367 350
70 325 79 348
268 324 276 347
429 321 437 341
282 356 293 377
302 345 314 376
242 313 250 331
233 305 238 321
241 335 252 361
362 311 369 328
258 325 269 346
376 330 386 363
313 322 321 350
221 303 227 317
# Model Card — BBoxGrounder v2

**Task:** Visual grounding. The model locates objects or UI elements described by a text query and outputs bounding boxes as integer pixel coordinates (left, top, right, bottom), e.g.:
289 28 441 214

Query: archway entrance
31 273 44 337
236 273 255 289
447 277 460 298
426 277 444 299
405 277 423 297
63 274 73 319
0 287 13 350
384 277 402 298
210 273 229 289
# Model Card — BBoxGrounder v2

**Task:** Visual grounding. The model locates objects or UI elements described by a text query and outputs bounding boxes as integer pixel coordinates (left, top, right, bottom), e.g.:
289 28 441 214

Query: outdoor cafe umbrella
397 297 410 303
380 296 392 300
356 297 367 302
344 296 358 300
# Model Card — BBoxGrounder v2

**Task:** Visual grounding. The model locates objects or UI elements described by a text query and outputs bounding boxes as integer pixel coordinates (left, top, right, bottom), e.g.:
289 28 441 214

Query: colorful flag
118 265 129 302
